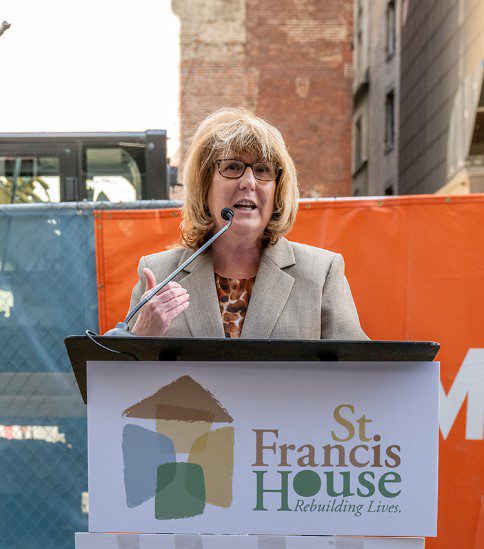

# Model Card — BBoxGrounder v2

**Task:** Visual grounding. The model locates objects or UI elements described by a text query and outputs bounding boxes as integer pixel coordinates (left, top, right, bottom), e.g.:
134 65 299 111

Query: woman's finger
160 281 182 291
159 292 190 312
154 286 187 304
165 300 190 321
142 268 157 291
141 280 184 300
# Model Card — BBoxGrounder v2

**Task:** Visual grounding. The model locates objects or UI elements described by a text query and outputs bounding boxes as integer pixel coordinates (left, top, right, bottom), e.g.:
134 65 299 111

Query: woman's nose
238 166 257 190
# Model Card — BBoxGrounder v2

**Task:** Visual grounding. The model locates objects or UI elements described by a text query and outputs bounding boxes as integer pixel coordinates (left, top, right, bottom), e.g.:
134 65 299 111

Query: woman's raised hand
131 268 189 336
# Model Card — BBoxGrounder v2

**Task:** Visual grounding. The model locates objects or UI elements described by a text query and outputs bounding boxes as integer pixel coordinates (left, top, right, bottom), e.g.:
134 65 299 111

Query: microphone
221 207 234 221
102 208 235 337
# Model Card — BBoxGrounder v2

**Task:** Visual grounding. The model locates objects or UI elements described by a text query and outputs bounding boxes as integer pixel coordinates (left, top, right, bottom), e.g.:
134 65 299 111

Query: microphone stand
101 208 234 337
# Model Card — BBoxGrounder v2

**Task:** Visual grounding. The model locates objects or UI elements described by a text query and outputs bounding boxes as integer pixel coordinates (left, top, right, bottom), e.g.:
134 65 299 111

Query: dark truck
0 130 177 204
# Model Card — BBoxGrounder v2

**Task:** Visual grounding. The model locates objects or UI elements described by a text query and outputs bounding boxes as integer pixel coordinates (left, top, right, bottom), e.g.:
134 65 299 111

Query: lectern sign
87 361 439 536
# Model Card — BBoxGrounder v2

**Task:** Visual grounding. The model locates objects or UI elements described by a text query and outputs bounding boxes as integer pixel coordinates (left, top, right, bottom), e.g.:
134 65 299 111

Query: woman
128 108 367 340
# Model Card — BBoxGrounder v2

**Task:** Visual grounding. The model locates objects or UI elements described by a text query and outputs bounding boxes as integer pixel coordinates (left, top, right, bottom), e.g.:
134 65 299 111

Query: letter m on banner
439 349 484 440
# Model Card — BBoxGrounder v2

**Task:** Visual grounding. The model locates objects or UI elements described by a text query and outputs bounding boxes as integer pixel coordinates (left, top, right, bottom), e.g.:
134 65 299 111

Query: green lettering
357 470 376 497
253 470 291 511
324 471 354 498
379 472 401 498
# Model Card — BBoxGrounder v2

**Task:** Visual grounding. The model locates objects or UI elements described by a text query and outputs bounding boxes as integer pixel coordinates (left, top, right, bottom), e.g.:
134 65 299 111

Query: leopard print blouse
215 273 256 338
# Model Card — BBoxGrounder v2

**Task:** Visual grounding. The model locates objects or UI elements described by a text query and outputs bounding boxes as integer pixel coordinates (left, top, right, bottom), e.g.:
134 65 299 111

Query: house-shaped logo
121 375 234 519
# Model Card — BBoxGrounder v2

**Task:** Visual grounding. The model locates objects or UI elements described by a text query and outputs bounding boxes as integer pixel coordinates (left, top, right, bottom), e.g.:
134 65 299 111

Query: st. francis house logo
252 404 403 517
121 376 234 519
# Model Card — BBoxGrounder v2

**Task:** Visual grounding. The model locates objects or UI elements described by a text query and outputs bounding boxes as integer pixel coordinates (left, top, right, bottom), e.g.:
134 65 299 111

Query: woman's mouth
233 202 257 212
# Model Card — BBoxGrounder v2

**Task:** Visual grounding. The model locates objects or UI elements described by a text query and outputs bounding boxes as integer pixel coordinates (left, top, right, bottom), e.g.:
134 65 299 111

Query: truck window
84 147 143 202
0 156 61 204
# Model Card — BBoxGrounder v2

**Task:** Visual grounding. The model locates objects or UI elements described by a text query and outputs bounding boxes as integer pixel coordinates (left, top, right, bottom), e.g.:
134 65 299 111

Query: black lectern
65 336 439 547
65 337 439 404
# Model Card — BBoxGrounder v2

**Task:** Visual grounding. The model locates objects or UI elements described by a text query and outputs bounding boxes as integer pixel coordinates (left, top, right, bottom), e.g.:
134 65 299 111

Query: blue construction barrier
0 204 97 548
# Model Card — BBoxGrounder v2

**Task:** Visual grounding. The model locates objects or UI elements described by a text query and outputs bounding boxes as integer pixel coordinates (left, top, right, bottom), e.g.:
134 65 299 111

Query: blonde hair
179 107 299 249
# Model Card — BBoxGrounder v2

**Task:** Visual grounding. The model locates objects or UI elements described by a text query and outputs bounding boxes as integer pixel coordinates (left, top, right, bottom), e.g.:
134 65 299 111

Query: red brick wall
172 0 354 197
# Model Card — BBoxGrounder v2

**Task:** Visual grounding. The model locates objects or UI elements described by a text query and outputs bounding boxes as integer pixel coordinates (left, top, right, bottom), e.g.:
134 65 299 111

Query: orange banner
95 195 484 548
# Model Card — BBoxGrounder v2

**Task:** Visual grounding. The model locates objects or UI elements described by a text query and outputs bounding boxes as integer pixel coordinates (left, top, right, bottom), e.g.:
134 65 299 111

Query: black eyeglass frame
214 159 282 182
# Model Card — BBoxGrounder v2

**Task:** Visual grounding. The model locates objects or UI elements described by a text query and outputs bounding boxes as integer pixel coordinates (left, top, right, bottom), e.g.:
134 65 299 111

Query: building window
355 117 363 169
385 90 395 152
386 0 396 59
353 111 368 174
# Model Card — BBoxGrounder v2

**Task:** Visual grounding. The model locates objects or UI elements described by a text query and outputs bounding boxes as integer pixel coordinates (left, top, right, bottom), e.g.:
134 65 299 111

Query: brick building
172 0 355 197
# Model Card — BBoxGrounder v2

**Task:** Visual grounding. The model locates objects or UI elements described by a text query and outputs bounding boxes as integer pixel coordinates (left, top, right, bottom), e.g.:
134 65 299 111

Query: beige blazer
128 237 368 340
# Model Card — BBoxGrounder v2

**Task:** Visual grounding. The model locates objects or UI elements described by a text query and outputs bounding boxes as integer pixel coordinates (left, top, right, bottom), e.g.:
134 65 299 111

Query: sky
0 0 180 159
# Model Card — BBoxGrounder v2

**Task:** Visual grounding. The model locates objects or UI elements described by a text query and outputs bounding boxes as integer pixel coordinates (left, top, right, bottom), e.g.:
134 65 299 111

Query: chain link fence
0 200 180 549
0 204 97 548
0 201 180 548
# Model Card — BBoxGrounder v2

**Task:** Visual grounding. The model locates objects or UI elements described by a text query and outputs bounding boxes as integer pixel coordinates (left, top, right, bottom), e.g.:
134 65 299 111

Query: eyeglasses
215 159 281 182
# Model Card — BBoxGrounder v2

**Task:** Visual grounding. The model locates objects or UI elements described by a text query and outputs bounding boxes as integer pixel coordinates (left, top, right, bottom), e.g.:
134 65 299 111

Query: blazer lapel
176 248 225 338
241 238 295 339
